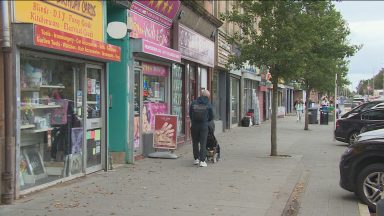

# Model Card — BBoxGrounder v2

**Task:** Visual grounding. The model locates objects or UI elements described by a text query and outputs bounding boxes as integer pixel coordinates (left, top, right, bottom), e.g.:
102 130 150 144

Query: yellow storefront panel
14 0 104 41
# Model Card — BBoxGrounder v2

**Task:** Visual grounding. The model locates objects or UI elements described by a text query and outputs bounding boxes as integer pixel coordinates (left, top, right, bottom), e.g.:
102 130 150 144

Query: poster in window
153 114 178 149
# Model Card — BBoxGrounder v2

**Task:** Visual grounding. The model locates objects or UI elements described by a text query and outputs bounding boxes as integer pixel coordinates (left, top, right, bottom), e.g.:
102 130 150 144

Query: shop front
213 30 231 133
11 1 120 195
175 23 215 140
243 74 261 125
129 0 182 157
228 67 241 128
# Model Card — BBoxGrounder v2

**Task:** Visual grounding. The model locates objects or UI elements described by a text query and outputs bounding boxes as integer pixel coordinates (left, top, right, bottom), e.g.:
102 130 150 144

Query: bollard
377 199 384 215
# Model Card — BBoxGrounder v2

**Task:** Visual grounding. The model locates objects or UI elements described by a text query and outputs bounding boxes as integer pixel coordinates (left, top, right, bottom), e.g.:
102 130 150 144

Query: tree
293 1 359 130
222 1 304 156
222 0 359 155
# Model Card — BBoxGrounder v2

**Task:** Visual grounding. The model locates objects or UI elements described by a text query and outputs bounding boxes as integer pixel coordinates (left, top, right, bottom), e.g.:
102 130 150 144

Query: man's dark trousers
191 124 208 162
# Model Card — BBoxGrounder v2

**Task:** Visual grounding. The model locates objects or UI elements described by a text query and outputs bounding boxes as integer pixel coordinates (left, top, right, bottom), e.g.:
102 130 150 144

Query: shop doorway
133 67 143 156
85 65 104 173
230 76 240 127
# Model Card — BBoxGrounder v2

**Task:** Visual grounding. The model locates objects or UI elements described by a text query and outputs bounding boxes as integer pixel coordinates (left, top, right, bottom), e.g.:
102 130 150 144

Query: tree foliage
294 1 360 130
356 68 384 95
222 1 304 156
221 0 359 155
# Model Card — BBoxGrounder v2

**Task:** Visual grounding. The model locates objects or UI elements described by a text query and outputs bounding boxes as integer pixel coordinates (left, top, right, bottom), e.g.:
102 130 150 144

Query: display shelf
21 87 40 92
20 104 61 110
87 101 97 105
40 85 65 89
24 127 53 133
21 124 35 129
21 85 65 91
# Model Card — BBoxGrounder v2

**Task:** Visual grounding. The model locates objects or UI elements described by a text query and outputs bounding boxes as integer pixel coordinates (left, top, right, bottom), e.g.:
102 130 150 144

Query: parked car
339 129 384 211
341 100 384 119
335 108 384 145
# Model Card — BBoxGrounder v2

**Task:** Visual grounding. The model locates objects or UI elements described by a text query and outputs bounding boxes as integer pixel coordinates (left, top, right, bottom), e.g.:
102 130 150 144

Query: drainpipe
1 0 15 204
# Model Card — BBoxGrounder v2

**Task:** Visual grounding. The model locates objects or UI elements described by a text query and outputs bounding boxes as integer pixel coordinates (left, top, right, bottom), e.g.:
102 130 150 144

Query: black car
339 129 384 211
335 108 384 145
341 100 383 118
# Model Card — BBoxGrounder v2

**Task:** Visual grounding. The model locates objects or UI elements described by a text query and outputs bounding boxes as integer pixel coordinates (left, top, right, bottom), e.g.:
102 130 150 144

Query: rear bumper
334 130 348 143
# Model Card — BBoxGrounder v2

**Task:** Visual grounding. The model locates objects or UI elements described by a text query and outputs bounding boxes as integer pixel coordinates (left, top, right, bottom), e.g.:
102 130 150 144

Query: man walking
189 89 214 167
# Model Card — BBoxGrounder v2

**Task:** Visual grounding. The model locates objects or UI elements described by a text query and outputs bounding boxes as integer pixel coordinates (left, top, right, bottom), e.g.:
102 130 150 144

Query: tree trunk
304 88 312 130
270 74 278 156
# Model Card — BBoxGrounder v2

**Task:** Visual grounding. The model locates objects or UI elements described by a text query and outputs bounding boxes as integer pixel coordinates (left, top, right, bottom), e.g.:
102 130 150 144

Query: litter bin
308 107 318 124
320 106 329 125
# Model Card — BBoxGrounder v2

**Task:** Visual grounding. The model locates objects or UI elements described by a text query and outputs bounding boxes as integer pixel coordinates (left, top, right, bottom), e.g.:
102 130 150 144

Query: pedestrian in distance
295 98 304 122
189 89 214 167
336 104 342 119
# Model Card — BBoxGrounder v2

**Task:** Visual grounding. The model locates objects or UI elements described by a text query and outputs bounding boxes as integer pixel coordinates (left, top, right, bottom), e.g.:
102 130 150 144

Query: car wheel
348 131 359 145
356 163 384 211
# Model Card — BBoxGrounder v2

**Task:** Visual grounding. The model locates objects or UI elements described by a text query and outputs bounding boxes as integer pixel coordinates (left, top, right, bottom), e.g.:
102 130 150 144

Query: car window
361 110 384 120
361 103 378 111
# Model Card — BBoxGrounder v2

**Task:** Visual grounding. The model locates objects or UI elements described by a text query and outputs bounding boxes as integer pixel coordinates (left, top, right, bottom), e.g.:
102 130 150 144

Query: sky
334 1 384 92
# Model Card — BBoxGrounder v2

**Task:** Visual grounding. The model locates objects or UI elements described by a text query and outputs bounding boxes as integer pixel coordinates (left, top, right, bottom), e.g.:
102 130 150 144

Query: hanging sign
154 114 178 149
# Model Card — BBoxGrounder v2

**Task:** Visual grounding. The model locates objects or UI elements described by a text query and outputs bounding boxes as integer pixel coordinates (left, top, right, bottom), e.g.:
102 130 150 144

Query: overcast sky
334 1 384 92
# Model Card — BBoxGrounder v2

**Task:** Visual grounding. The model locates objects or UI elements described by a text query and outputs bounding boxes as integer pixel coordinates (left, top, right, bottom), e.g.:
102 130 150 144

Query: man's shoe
193 159 199 165
199 161 207 167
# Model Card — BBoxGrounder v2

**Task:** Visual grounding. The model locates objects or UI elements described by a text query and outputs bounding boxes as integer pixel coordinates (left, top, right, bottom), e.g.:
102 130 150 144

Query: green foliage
222 1 303 81
356 68 384 94
221 0 359 92
295 1 360 93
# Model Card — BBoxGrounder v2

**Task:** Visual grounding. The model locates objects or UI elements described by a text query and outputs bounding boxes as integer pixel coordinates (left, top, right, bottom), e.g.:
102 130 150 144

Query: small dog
206 144 220 163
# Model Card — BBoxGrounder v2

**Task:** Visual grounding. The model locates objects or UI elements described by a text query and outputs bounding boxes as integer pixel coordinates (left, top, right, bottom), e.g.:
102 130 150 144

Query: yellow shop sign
14 0 104 41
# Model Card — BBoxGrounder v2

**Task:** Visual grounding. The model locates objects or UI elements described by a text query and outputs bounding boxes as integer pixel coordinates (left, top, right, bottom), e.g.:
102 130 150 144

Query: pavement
0 116 368 216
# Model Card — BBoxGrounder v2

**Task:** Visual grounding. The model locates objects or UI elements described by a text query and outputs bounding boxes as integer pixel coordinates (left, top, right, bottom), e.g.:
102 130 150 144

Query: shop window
142 62 168 133
212 71 221 120
19 52 83 190
199 67 208 91
189 65 196 101
171 64 184 136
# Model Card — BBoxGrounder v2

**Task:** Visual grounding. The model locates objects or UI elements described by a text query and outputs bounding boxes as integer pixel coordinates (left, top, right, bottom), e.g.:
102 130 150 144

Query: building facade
1 0 122 202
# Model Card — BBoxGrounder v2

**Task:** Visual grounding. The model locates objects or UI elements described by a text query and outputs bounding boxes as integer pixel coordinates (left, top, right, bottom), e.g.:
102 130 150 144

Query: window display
19 52 83 190
171 64 184 135
142 62 169 133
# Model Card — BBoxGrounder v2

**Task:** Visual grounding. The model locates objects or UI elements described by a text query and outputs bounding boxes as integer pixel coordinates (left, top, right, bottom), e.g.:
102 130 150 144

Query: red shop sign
34 25 121 62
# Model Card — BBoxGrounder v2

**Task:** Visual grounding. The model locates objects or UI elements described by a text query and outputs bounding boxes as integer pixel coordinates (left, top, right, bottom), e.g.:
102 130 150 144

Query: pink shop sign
131 0 180 28
142 39 181 62
130 11 171 47
142 62 168 77
179 24 215 68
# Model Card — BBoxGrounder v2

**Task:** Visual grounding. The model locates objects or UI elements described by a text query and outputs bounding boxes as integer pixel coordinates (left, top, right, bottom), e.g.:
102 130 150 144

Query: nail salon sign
154 114 178 149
